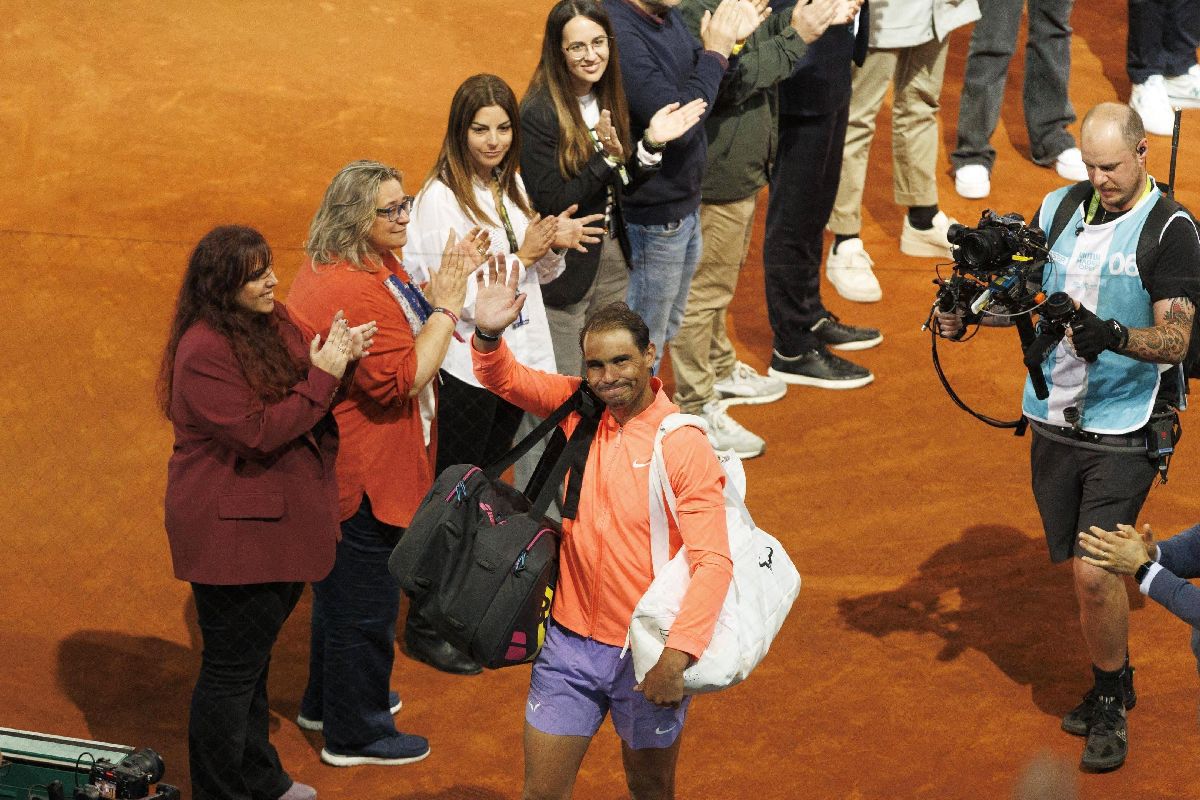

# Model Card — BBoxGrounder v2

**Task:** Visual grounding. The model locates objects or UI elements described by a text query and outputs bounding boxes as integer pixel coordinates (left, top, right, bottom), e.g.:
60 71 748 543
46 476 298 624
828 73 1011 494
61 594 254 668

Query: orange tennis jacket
473 340 732 660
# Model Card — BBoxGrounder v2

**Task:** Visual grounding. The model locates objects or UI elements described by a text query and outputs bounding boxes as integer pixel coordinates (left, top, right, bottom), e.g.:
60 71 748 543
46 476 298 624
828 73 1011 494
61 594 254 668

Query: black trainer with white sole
768 347 874 389
811 315 883 351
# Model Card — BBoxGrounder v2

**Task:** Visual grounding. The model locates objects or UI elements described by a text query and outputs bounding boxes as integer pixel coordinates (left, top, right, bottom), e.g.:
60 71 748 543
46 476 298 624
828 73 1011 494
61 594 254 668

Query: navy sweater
605 0 727 225
1150 523 1200 627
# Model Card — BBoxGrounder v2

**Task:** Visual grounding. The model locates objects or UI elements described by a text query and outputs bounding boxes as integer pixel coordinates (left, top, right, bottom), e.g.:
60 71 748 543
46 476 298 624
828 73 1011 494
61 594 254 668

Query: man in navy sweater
605 0 753 371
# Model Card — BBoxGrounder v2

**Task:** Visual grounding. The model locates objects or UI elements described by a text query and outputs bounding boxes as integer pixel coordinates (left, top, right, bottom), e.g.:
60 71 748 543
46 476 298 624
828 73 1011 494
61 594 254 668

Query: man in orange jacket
471 262 732 800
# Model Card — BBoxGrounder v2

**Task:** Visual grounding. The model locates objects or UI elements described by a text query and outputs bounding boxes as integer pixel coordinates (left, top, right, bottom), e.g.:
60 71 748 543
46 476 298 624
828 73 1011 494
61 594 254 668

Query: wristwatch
1134 560 1152 583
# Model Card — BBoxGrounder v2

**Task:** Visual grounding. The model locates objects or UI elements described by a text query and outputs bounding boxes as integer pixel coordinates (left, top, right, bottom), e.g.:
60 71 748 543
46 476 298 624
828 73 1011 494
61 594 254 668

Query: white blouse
405 174 564 388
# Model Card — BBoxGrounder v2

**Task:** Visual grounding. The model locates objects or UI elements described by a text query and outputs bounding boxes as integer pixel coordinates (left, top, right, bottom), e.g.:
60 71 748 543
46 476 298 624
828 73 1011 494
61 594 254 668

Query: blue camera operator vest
1024 182 1168 434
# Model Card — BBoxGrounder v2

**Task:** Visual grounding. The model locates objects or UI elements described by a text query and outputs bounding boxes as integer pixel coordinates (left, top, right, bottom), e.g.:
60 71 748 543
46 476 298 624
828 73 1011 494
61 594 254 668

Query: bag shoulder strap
1046 181 1094 247
648 413 706 570
483 383 595 478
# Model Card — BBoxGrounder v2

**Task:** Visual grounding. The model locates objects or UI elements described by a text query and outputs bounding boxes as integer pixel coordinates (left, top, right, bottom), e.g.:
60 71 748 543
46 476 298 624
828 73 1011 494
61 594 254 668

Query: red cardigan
286 253 436 528
164 306 341 585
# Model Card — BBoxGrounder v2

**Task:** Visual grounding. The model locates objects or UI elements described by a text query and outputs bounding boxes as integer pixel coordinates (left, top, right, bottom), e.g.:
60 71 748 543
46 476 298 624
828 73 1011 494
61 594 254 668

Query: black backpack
388 384 603 669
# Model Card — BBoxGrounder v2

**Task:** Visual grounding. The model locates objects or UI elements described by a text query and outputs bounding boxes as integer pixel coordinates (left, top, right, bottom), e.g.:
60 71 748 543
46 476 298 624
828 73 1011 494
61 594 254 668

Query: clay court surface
2 2 1199 798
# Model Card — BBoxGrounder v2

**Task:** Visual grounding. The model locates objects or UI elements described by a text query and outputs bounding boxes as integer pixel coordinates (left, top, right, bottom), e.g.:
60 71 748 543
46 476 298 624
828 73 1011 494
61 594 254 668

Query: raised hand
428 229 473 315
553 204 606 253
310 312 353 379
516 213 557 266
646 98 708 146
734 0 770 41
595 109 624 161
792 0 842 43
699 0 742 57
473 256 527 338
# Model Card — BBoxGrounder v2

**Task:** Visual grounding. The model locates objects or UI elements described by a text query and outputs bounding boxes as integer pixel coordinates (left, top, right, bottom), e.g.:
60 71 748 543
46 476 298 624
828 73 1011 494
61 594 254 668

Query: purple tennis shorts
525 622 691 750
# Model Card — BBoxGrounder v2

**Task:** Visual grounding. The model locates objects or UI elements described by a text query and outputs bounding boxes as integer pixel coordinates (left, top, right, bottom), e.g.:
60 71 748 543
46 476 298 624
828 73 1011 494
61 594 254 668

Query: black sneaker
810 315 883 351
1080 695 1127 771
768 347 874 389
1061 667 1136 736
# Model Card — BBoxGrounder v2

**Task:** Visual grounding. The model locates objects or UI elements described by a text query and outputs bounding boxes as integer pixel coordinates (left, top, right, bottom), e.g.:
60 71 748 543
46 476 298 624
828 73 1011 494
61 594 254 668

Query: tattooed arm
1120 296 1195 363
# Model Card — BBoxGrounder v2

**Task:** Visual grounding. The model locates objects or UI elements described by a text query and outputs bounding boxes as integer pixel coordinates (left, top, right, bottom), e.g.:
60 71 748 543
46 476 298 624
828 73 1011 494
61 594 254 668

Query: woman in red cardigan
160 225 374 800
286 160 480 767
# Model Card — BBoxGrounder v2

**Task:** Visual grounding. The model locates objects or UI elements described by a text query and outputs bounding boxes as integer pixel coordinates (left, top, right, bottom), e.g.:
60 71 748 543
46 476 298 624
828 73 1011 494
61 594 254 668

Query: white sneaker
1131 75 1175 136
700 400 765 459
712 360 787 406
825 238 882 302
1165 64 1200 109
954 164 990 199
901 211 956 259
1054 147 1088 182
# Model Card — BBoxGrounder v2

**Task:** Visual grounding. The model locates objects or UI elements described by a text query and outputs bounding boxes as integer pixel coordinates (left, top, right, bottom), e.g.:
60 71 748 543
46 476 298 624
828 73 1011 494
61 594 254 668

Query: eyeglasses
375 196 415 222
563 35 611 62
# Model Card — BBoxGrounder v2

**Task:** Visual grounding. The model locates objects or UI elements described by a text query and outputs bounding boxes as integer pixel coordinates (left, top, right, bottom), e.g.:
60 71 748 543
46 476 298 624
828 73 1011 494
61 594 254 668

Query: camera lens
955 227 1009 269
1041 291 1075 321
119 749 165 782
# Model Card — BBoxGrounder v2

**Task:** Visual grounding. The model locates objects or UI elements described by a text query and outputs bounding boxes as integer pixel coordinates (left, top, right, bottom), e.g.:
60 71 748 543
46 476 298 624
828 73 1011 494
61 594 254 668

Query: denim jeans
190 581 303 800
951 0 1076 169
624 210 702 373
300 495 402 751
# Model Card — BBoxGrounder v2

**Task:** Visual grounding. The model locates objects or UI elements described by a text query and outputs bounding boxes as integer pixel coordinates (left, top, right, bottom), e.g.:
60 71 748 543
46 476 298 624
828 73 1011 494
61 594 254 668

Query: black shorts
1030 428 1158 563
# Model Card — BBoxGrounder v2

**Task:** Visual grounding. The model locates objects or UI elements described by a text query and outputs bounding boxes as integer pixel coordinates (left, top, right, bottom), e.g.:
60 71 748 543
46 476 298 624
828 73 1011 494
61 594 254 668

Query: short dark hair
579 301 650 352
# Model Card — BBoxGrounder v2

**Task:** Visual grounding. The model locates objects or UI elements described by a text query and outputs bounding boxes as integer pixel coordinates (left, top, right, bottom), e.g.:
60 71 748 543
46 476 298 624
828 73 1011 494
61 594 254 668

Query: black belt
1030 420 1147 453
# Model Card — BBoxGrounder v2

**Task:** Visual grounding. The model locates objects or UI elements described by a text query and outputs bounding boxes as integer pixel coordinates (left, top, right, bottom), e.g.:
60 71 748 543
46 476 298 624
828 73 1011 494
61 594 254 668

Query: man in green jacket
670 0 854 458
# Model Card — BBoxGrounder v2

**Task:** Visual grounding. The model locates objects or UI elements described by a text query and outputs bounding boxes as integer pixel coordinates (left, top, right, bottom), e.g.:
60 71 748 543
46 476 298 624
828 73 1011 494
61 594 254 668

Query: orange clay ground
1 3 1198 798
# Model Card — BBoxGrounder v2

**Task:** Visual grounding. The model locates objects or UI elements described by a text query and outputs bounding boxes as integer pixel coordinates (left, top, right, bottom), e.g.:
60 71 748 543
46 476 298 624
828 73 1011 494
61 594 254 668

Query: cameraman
937 102 1199 772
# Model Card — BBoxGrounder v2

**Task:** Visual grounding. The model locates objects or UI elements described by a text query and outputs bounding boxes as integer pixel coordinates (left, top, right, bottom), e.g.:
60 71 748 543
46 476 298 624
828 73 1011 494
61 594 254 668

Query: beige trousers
670 193 758 414
827 37 950 235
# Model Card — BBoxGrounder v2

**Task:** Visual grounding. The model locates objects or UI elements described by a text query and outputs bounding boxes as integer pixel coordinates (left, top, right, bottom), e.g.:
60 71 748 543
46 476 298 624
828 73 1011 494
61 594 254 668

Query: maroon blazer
164 306 341 585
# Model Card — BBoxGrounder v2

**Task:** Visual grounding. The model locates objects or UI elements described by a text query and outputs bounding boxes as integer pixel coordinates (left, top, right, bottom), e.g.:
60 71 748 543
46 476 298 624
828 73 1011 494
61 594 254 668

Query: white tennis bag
625 413 801 693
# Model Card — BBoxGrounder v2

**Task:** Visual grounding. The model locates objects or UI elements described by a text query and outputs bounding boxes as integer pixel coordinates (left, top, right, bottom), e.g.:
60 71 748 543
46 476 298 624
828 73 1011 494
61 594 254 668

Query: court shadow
839 524 1145 715
56 627 196 789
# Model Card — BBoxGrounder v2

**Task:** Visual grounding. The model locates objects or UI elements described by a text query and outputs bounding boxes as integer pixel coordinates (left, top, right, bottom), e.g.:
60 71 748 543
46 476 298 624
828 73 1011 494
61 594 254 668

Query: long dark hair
425 73 531 226
524 0 631 180
158 226 306 417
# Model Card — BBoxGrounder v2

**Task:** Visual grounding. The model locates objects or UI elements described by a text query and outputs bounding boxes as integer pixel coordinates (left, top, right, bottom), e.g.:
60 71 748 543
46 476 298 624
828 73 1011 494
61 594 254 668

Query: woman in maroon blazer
159 225 374 800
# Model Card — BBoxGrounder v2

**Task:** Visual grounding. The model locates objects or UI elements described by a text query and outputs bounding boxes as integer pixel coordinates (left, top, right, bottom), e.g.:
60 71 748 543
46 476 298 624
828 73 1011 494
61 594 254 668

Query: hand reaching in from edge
553 204 606 253
734 0 770 42
645 98 708 147
792 0 842 43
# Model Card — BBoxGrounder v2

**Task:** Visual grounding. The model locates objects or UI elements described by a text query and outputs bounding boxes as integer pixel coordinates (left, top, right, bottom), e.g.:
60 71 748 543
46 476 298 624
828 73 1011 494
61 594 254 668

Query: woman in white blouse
407 72 603 477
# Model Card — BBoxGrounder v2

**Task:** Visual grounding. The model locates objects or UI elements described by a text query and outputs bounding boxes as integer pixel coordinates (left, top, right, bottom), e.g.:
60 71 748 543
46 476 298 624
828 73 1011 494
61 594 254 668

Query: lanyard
492 175 520 253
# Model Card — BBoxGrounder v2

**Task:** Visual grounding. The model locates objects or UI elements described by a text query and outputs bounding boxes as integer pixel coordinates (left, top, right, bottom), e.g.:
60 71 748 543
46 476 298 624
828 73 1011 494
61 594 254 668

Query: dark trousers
190 581 303 800
951 0 1076 169
1127 0 1200 83
434 369 525 474
301 495 402 751
762 106 849 356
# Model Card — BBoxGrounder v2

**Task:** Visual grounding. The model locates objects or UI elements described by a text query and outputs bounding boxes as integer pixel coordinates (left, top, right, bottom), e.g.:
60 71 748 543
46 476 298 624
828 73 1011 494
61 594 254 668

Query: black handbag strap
481 383 604 520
